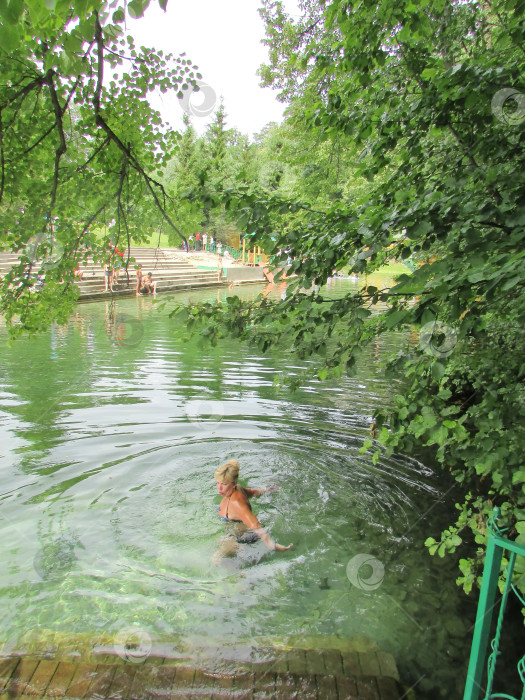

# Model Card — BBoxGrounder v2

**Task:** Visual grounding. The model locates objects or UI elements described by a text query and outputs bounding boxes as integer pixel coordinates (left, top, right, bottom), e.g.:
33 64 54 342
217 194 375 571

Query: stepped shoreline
0 248 266 302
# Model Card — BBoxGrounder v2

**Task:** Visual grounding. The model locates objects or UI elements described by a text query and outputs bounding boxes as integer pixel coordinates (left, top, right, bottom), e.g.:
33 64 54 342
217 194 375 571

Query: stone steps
0 248 226 298
76 271 219 295
79 279 224 301
0 648 407 699
0 248 207 277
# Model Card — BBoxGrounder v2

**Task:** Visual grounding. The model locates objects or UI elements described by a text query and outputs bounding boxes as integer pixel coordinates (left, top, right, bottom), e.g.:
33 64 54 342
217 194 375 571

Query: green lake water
0 279 475 698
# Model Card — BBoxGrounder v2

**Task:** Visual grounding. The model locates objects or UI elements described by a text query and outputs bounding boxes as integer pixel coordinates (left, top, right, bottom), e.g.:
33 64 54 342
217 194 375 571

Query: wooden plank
86 663 116 698
251 657 278 674
147 655 167 666
145 666 177 700
341 651 360 677
44 661 77 697
274 672 298 699
24 660 58 695
286 649 307 675
67 663 98 698
106 664 137 699
8 659 40 695
315 673 337 699
209 671 234 699
358 653 381 677
130 664 176 699
191 669 214 699
377 675 403 700
0 648 402 699
376 652 400 681
0 657 20 691
172 665 195 693
152 664 177 695
295 672 317 700
336 675 359 700
129 664 156 699
305 650 325 675
253 670 276 699
356 677 381 700
232 671 254 699
322 650 343 677
136 665 176 700
267 652 288 674
91 654 126 666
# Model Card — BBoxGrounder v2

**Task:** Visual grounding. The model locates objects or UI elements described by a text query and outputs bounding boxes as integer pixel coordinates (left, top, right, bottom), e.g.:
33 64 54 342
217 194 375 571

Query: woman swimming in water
215 459 293 552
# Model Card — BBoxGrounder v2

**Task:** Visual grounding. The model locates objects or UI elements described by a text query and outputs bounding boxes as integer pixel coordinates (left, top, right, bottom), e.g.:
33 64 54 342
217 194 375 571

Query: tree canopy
0 0 196 332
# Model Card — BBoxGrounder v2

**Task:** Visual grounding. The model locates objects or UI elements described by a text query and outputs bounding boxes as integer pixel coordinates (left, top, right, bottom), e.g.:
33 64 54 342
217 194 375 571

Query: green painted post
463 533 503 700
484 551 517 698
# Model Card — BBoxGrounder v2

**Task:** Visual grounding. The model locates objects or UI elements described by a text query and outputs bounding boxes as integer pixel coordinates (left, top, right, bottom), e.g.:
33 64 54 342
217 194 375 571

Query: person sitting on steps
140 272 157 295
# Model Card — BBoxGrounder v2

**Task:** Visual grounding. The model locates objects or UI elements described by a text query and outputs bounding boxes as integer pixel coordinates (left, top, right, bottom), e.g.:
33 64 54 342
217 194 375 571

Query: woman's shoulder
231 487 249 503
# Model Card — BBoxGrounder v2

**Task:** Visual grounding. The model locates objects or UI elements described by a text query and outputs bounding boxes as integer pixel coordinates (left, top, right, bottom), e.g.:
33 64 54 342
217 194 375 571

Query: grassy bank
373 260 413 275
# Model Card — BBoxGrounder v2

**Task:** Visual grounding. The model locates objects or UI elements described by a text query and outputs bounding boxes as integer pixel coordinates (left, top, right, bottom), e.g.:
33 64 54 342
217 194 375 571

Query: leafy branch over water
174 0 525 603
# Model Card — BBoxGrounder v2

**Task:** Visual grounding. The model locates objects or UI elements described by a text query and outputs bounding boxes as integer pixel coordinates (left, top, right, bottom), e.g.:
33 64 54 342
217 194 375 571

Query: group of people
102 249 158 295
135 264 157 295
187 233 224 255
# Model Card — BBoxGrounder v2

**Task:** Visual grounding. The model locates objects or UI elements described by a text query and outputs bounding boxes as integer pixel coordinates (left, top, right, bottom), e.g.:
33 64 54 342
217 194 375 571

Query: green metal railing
463 507 525 700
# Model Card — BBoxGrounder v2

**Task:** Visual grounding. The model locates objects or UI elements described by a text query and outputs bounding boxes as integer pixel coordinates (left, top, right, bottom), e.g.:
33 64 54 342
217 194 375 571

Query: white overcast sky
128 0 300 140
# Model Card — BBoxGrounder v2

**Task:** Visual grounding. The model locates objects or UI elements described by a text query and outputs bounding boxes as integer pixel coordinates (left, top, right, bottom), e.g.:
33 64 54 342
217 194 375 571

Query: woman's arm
243 487 265 498
229 497 292 552
243 484 280 498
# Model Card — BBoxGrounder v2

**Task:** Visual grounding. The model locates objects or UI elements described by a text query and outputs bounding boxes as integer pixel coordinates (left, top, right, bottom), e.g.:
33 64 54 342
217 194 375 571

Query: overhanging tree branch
44 69 68 222
93 12 187 249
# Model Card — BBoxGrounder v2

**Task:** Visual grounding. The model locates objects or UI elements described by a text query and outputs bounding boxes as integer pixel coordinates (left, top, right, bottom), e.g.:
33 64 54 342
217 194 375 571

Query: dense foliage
0 0 195 333
173 0 525 601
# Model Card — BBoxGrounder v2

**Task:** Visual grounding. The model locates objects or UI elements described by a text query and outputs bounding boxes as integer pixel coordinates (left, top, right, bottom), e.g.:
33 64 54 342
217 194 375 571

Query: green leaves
127 0 148 18
426 531 463 558
242 0 525 604
0 0 197 329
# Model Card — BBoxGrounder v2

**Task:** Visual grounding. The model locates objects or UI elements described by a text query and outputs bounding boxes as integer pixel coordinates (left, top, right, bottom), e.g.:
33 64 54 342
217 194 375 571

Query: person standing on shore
135 264 143 296
103 263 114 292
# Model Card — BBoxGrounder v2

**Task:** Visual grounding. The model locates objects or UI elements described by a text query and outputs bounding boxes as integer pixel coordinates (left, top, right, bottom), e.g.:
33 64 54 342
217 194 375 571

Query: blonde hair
214 459 240 484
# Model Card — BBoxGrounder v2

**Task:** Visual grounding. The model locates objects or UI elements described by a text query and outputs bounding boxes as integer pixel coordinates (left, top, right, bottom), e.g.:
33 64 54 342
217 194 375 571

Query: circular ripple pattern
0 283 471 698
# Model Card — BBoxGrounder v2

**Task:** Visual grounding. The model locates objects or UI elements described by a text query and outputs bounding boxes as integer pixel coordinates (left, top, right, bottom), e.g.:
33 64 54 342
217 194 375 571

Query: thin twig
76 135 111 172
93 11 187 248
44 69 67 222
